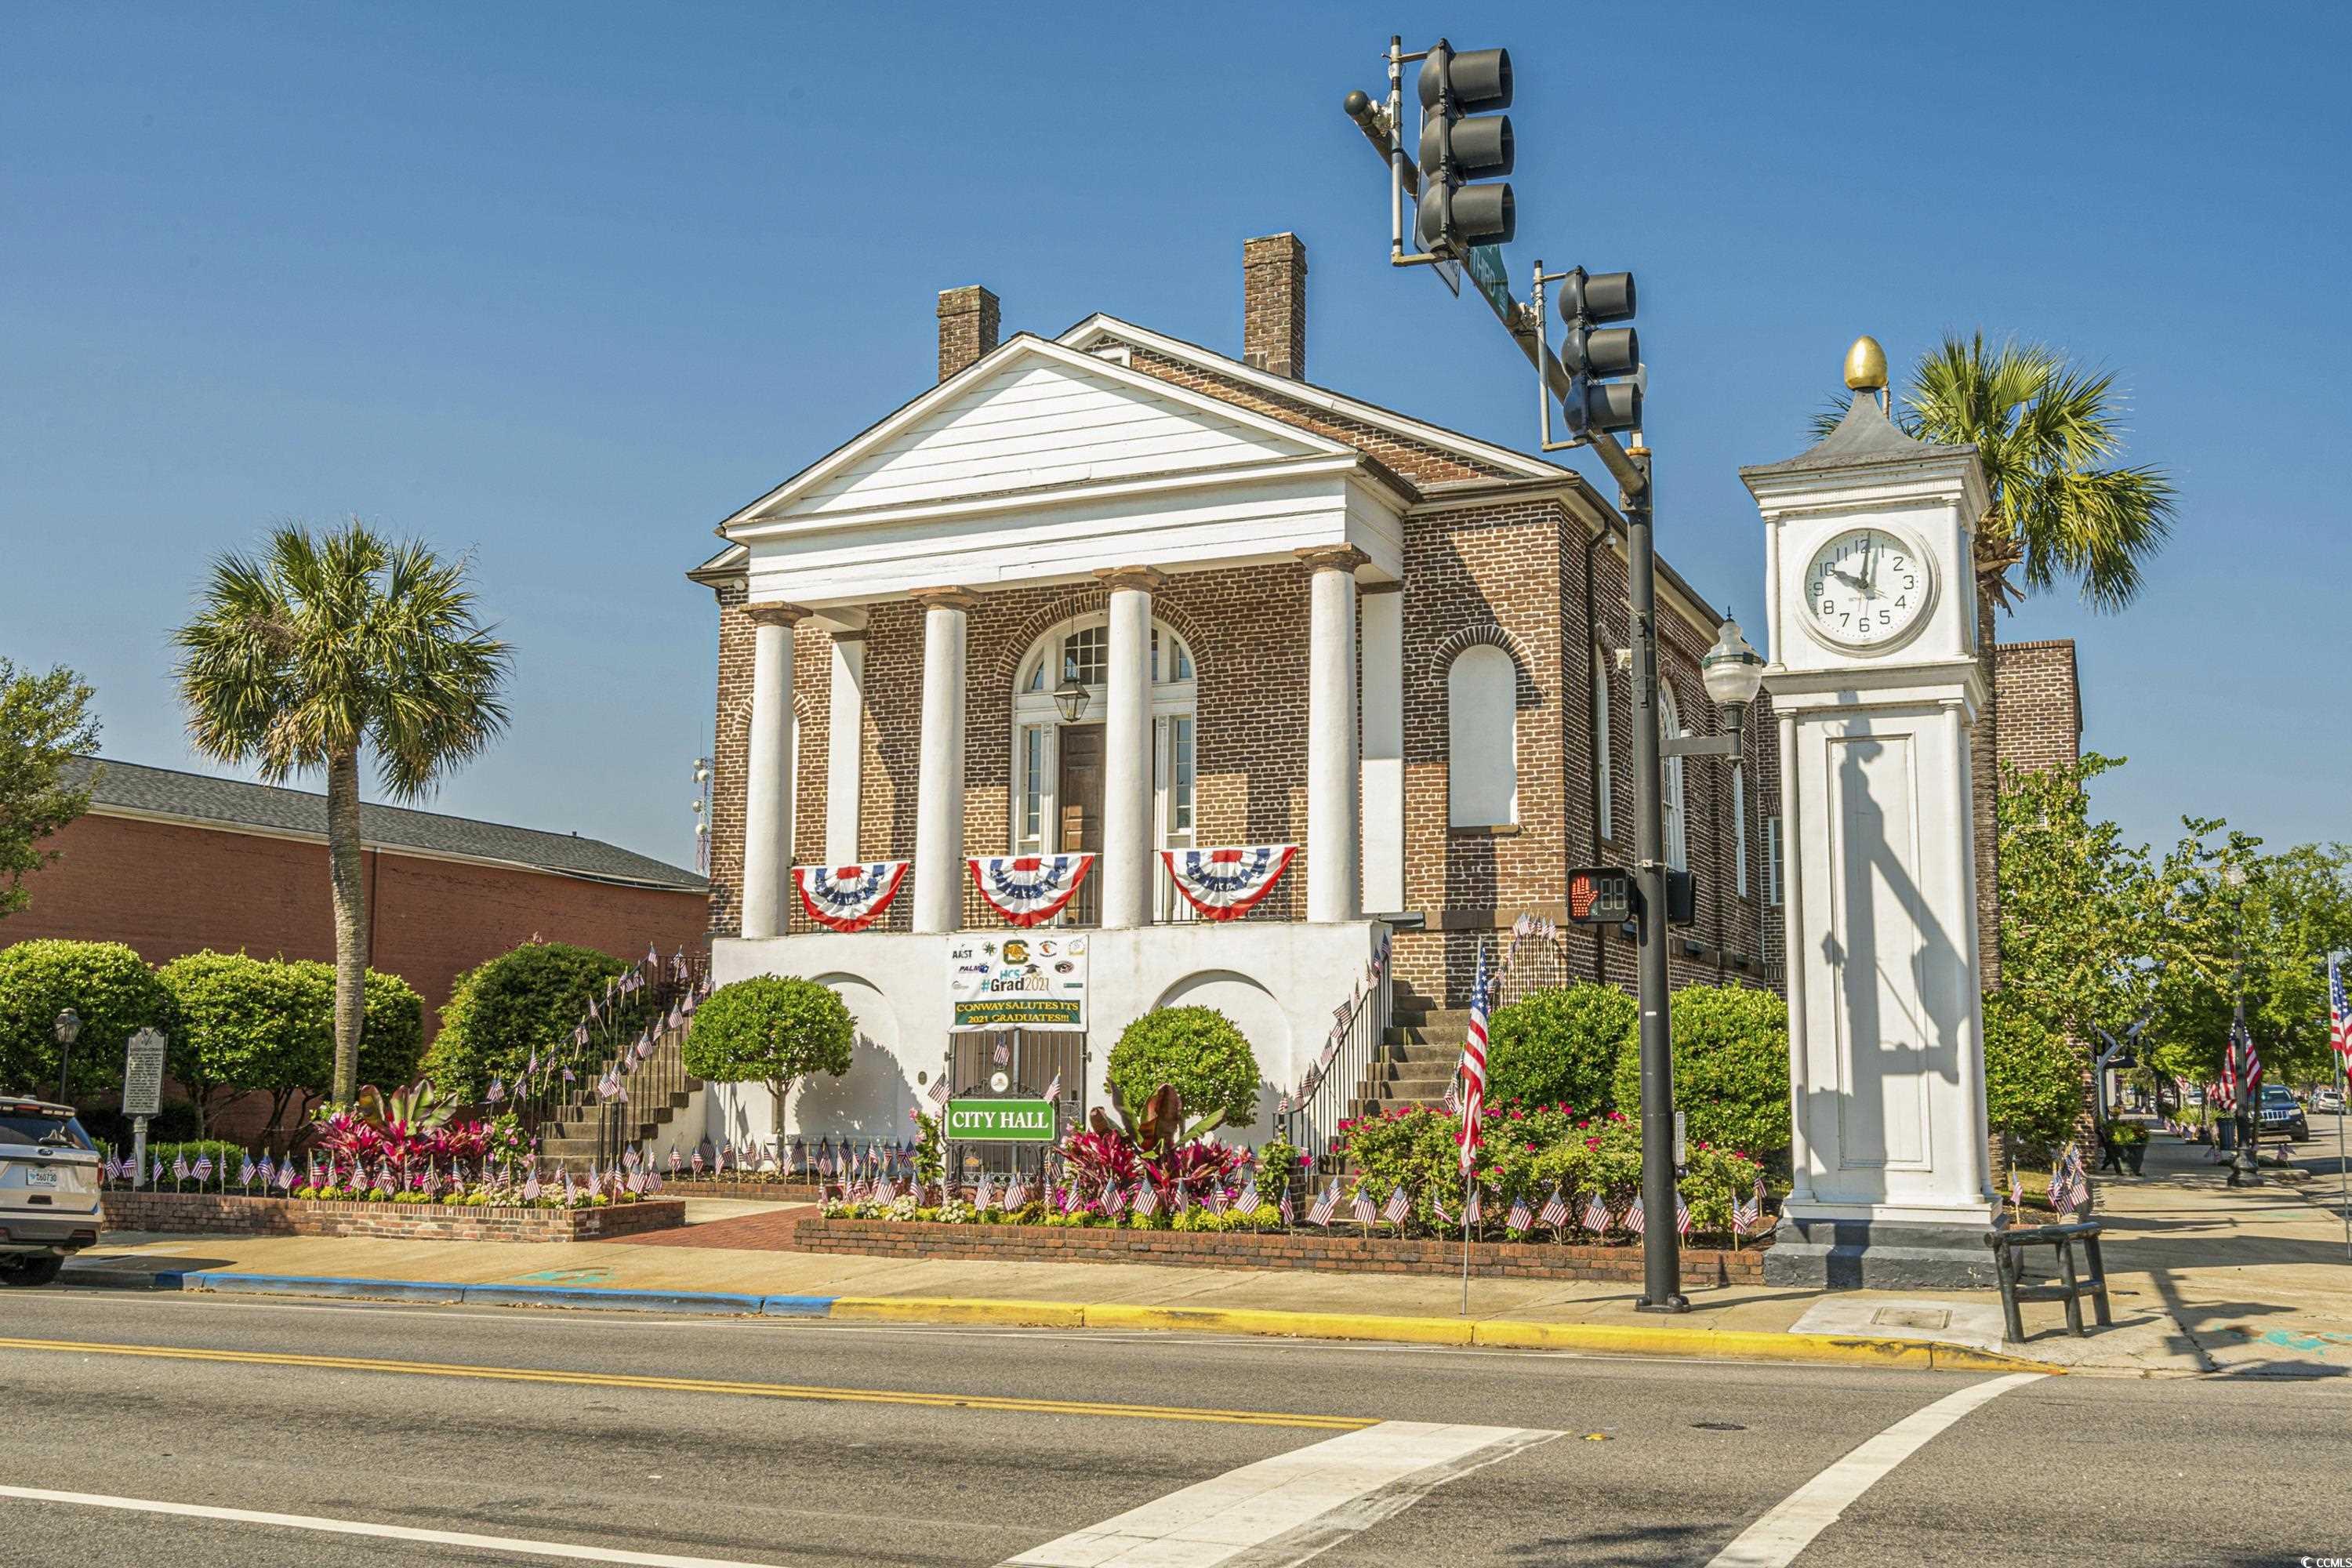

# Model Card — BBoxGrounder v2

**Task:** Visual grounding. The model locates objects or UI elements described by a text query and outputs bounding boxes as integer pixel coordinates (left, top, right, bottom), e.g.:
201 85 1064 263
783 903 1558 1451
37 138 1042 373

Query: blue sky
6 2 2346 872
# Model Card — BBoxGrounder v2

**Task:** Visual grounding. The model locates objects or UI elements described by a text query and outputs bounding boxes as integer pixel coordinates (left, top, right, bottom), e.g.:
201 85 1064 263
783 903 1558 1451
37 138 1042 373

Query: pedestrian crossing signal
1566 867 1634 926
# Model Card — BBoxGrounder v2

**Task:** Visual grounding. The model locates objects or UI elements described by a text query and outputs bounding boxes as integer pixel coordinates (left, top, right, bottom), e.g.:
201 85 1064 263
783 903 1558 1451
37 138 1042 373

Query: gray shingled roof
64 757 704 893
1740 395 1975 477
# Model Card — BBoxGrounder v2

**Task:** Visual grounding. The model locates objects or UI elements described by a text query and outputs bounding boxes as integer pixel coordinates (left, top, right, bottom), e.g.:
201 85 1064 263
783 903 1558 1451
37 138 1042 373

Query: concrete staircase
1346 994 1468 1120
537 1034 703 1171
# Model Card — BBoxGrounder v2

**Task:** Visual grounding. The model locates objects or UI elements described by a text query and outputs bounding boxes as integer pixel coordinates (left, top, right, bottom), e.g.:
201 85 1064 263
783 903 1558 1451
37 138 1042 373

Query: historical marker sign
121 1028 167 1119
943 1097 1057 1143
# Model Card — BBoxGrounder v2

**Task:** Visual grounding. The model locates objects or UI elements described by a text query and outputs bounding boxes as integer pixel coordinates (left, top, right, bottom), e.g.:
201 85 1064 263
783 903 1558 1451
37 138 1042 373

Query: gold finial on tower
1843 335 1889 394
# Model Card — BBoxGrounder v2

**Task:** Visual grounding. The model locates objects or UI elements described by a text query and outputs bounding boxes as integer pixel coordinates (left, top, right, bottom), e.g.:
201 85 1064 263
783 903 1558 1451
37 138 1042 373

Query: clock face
1802 526 1932 650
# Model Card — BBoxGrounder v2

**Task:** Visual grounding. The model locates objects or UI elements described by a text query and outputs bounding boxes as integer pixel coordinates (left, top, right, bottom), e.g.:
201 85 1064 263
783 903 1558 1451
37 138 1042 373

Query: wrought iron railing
1280 926 1394 1176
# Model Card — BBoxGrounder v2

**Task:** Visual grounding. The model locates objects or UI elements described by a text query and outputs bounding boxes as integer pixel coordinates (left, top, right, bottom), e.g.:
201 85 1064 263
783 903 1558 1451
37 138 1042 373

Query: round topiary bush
0 938 174 1102
1610 983 1790 1158
684 976 855 1098
1106 1005 1261 1130
1984 990 2081 1157
423 942 640 1099
158 951 328 1136
1484 984 1638 1113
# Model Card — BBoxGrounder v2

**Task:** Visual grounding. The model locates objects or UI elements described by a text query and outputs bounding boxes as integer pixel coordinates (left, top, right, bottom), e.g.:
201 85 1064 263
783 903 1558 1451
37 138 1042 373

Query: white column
1301 547 1362 924
1097 566 1162 930
1947 700 1991 1202
825 631 866 865
1777 708 1813 1203
1359 580 1403 913
739 603 806 939
911 588 978 934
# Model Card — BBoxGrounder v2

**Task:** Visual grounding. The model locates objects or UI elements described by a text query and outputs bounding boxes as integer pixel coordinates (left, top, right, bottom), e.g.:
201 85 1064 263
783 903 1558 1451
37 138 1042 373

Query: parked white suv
0 1098 103 1287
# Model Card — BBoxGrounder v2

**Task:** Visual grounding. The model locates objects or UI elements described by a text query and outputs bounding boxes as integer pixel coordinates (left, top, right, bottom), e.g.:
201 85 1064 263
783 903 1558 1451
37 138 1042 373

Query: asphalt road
1 1287 2347 1567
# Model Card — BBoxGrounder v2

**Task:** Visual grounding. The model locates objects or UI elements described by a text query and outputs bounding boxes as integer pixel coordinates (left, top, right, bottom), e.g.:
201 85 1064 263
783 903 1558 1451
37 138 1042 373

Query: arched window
1592 646 1613 843
1010 615 1196 857
1447 643 1517 829
1658 681 1689 871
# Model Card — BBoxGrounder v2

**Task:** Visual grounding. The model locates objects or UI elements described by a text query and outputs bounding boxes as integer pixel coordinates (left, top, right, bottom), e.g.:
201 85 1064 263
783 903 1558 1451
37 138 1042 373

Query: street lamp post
53 1008 82 1107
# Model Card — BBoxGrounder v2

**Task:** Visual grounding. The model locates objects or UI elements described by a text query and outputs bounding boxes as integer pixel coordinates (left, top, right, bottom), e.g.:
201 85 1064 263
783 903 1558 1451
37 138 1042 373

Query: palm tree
1819 335 2175 981
174 521 510 1104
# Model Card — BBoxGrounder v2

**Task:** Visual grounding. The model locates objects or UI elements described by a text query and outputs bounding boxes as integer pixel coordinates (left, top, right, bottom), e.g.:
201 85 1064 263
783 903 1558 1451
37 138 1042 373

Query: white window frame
1009 615 1196 860
1659 681 1688 873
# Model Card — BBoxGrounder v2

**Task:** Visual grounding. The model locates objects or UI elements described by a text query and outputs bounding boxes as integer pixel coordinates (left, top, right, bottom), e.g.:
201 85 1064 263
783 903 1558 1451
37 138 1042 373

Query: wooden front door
1058 724 1105 853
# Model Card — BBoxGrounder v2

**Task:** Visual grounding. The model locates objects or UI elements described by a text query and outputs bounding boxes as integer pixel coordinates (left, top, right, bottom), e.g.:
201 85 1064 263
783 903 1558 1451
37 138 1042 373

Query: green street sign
1466 244 1515 326
944 1098 1057 1143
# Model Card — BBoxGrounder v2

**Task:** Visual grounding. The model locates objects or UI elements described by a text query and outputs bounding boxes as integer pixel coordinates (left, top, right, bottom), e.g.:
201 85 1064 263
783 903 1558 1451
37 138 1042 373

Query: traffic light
1558 267 1641 434
1414 41 1514 256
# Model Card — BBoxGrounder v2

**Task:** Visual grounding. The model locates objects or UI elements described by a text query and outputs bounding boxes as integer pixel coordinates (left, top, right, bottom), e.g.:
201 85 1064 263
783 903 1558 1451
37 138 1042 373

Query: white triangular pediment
725 336 1350 531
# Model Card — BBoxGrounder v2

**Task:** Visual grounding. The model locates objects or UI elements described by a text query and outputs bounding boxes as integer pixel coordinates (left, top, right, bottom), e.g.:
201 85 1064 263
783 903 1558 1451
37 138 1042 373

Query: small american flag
1432 1188 1453 1227
1133 1178 1160 1219
2220 1023 2240 1110
1172 1180 1190 1214
648 1170 665 1195
1236 1176 1260 1214
1625 1195 1646 1236
191 1154 212 1181
1279 1186 1294 1226
691 1146 706 1175
1463 1183 1482 1229
561 1169 578 1205
1004 1174 1027 1211
1351 1186 1377 1227
2238 1018 2263 1102
2010 1169 2024 1211
975 1171 995 1210
875 1174 897 1205
993 1038 1011 1066
1042 1070 1062 1105
172 1154 189 1182
1675 1191 1692 1236
1539 1185 1569 1232
275 1163 296 1192
1102 1180 1127 1218
927 1076 952 1109
485 1078 505 1104
1207 1181 1226 1217
1507 1192 1532 1232
2331 956 2352 1076
1732 1192 1759 1233
1381 1185 1410 1226
1307 1178 1339 1227
524 1168 543 1200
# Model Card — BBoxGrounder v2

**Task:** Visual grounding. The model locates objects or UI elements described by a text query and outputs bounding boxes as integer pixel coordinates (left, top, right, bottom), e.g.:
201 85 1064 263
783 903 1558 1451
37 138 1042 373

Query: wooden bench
1986 1221 2112 1342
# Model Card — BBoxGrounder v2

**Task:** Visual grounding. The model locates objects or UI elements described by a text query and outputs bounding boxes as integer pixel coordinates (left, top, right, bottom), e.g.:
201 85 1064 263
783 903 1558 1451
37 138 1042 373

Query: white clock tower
1741 338 2002 1288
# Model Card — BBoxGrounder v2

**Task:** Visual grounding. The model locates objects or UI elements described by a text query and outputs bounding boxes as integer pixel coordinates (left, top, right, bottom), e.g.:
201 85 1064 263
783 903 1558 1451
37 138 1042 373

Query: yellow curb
1083 1305 1476 1346
827 1296 1087 1329
1466 1319 2067 1372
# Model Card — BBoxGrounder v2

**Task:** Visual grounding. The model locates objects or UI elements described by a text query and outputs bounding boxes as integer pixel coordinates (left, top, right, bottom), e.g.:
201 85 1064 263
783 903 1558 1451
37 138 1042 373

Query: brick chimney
937 285 1000 382
1242 233 1308 379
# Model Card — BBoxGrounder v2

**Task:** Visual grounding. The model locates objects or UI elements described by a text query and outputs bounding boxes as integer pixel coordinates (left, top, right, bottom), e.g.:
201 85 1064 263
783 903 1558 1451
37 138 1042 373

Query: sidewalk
63 1127 2352 1378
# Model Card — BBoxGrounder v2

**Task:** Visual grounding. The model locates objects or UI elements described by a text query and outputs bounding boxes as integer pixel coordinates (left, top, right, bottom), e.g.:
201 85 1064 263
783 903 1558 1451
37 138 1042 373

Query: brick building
7 758 707 1040
689 233 1814 1152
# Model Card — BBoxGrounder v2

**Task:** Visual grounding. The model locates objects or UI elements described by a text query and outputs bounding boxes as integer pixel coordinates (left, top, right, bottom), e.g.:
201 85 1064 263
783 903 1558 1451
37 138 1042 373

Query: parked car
2256 1085 2310 1144
2311 1086 2347 1115
0 1098 103 1286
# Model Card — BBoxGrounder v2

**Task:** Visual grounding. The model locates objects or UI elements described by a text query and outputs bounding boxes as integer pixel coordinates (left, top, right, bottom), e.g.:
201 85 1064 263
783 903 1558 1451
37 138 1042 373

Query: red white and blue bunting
793 861 911 933
967 853 1094 927
1160 844 1298 921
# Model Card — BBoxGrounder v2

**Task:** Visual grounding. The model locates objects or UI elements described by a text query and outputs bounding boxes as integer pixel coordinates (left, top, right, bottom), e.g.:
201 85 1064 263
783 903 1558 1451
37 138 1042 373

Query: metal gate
944 1029 1086 1184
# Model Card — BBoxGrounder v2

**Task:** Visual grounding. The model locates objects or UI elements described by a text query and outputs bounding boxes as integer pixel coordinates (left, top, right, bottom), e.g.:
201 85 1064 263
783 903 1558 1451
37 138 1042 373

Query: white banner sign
948 932 1087 1033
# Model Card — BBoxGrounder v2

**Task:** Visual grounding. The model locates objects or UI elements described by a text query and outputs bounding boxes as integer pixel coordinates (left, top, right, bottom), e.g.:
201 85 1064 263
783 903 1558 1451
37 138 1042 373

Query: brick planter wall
792 1217 1764 1287
100 1191 686 1243
656 1181 822 1202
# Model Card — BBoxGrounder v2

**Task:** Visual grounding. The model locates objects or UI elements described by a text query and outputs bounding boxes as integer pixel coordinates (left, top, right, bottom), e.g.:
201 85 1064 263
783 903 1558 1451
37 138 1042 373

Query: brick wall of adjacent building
1993 638 2082 775
8 812 706 1039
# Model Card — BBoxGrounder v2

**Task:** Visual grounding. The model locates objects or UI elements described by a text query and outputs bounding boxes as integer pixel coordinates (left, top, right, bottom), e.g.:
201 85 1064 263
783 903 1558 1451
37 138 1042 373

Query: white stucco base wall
706 920 1385 1151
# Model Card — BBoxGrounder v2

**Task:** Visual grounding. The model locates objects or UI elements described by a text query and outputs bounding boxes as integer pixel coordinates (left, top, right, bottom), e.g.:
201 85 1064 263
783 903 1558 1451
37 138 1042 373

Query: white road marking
1705 1371 2046 1567
1000 1419 1559 1567
0 1484 783 1568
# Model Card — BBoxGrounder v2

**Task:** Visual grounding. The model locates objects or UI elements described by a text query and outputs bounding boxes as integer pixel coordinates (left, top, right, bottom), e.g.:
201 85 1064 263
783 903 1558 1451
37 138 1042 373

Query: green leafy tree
289 961 425 1116
1819 336 2173 980
1610 984 1790 1159
1996 754 2162 1045
0 659 100 921
156 951 326 1138
684 977 854 1109
1983 989 2081 1156
0 938 172 1101
1106 1006 1261 1130
1484 984 1636 1113
173 521 510 1105
423 942 632 1100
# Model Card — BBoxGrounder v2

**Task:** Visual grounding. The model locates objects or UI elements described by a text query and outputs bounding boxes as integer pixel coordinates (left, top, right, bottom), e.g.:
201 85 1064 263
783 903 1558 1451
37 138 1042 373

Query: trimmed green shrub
0 938 174 1102
1106 1005 1262 1130
1984 989 2080 1156
684 976 854 1099
138 1139 249 1180
1610 984 1790 1159
158 951 328 1138
1485 984 1637 1114
287 961 424 1092
423 942 639 1098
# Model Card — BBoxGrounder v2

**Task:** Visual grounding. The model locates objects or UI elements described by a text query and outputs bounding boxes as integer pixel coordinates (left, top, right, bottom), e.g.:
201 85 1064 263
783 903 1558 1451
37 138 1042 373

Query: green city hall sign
944 1098 1057 1142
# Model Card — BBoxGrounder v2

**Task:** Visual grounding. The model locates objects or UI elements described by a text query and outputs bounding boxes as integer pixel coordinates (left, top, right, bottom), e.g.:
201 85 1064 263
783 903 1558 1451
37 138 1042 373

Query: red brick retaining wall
656 1181 823 1201
100 1192 686 1243
792 1217 1764 1287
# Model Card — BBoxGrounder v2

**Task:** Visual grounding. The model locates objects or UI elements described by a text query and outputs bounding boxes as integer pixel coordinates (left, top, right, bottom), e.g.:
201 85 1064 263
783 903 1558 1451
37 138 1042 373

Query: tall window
1659 681 1687 871
1446 643 1517 828
1592 647 1613 842
1010 615 1196 856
